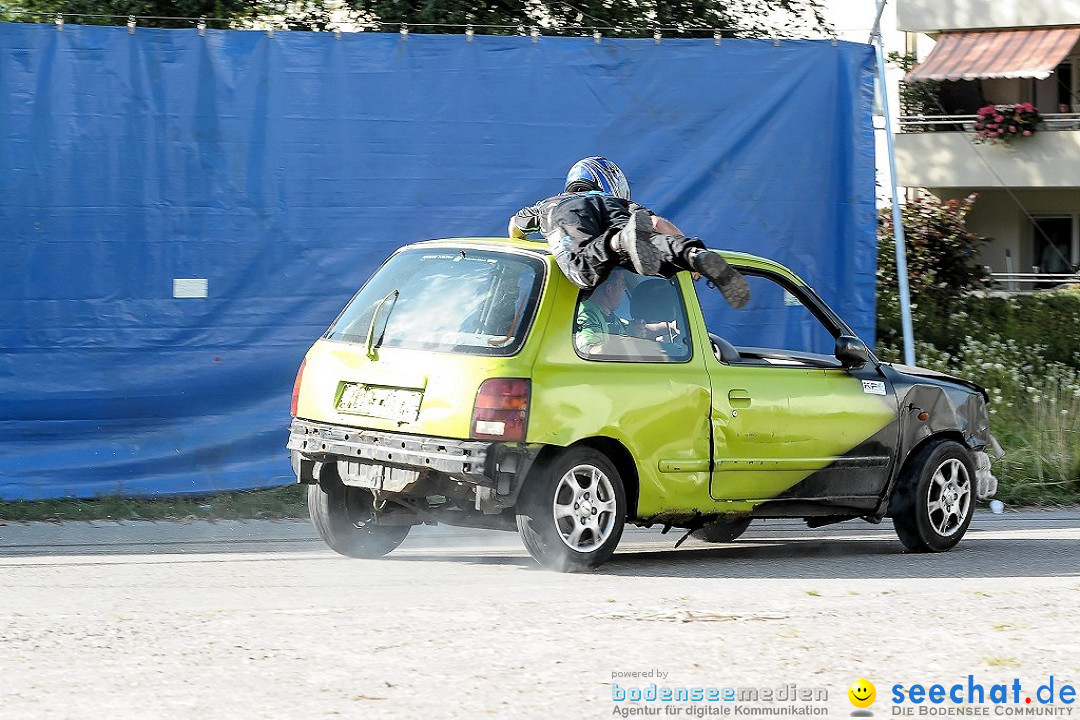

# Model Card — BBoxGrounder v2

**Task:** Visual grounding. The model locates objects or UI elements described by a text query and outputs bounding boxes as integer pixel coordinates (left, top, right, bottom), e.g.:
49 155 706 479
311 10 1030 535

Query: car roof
412 237 551 255
406 238 810 288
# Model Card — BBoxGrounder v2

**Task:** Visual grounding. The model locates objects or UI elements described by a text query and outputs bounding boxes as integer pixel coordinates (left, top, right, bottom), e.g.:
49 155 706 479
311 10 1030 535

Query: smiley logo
848 678 876 708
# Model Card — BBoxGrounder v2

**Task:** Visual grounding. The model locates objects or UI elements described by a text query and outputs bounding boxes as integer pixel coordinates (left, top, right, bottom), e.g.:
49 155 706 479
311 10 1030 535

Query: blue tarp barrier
0 22 877 499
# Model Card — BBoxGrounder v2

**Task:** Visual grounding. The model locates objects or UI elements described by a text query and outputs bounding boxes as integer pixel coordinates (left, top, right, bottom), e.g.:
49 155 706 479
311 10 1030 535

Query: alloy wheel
926 458 972 538
551 464 618 552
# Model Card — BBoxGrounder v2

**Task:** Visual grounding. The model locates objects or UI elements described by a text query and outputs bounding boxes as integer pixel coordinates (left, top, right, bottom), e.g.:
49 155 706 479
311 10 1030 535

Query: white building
893 0 1080 283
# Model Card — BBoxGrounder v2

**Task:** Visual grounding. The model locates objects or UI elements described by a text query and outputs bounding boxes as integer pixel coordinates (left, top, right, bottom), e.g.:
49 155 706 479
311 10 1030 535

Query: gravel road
2 509 1078 720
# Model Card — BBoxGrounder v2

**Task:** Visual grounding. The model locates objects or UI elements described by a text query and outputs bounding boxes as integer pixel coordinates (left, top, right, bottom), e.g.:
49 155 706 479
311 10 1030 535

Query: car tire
690 517 752 543
307 480 410 559
516 447 627 572
891 439 975 553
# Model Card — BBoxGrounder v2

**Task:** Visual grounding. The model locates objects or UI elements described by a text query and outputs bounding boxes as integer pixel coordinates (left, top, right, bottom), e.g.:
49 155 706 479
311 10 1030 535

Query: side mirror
835 335 870 368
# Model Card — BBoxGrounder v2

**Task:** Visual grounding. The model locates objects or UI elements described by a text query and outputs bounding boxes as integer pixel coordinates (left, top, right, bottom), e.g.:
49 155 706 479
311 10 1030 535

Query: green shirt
575 299 630 352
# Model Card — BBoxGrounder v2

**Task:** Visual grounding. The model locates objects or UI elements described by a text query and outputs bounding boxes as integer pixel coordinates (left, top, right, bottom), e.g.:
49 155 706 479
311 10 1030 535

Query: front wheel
891 440 975 552
516 447 627 572
307 480 410 558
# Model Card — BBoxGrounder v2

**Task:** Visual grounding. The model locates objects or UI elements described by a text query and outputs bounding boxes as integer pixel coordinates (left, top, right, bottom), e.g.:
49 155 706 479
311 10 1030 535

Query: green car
287 237 1001 571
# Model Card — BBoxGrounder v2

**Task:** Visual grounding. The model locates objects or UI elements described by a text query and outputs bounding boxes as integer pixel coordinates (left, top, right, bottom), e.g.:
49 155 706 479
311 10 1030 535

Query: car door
529 272 715 517
695 268 900 505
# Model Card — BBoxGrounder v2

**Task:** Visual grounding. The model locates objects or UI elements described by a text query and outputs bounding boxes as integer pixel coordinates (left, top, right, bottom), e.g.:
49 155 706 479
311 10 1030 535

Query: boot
612 210 663 276
687 248 751 309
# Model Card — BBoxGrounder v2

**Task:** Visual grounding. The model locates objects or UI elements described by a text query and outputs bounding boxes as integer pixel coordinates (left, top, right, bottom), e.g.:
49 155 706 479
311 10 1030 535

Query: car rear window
325 247 546 356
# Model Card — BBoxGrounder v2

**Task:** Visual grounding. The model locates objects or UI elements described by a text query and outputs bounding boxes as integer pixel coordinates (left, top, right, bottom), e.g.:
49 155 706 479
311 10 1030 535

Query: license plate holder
336 383 422 423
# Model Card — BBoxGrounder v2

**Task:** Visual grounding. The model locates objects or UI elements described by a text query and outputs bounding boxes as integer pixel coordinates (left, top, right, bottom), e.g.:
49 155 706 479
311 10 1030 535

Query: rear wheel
691 517 751 543
516 447 626 572
891 440 975 552
307 479 410 558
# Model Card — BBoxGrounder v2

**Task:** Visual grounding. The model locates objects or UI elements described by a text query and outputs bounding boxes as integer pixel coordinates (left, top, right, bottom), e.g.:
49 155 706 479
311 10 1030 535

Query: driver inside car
574 270 684 358
574 269 634 355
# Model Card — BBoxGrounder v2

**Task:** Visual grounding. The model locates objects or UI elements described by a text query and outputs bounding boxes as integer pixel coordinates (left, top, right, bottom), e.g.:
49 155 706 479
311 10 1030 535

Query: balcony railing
989 272 1080 291
899 113 1080 132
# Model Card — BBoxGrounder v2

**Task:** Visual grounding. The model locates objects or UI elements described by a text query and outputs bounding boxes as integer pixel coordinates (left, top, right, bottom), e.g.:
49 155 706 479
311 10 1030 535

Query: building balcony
988 272 1080 292
894 116 1080 190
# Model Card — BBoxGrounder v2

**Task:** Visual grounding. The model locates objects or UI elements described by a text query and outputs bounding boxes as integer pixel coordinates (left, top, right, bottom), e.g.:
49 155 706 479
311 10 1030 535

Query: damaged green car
287 238 1001 571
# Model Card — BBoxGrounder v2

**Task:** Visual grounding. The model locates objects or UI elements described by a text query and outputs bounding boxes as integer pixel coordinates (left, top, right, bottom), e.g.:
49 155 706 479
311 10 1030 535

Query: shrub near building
876 195 1080 503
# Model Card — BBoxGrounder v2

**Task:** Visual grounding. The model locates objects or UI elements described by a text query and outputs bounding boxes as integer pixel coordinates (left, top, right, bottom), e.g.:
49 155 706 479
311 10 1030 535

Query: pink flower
1009 125 1017 132
1023 130 1032 136
995 115 1004 122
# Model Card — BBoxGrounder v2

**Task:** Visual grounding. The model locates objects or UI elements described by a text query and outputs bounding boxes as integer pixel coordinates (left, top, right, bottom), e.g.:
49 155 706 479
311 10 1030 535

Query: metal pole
871 0 916 366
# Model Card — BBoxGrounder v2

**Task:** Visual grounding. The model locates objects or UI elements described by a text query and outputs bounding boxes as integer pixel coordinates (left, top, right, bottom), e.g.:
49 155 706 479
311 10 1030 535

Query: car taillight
471 378 530 442
290 359 306 417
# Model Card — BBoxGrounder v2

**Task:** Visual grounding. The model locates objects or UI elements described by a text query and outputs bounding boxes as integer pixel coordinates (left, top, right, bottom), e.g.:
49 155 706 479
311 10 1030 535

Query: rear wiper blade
365 289 399 358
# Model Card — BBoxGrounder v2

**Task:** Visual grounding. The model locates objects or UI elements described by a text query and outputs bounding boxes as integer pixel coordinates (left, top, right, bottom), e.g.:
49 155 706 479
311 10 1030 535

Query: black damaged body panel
881 362 998 461
765 420 900 515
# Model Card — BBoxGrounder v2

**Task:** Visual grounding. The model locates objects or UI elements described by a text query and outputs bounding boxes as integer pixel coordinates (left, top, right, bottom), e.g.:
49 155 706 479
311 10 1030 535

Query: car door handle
728 389 751 408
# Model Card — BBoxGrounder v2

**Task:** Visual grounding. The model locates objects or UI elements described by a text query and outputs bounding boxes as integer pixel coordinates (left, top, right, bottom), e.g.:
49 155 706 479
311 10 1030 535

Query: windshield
325 247 546 356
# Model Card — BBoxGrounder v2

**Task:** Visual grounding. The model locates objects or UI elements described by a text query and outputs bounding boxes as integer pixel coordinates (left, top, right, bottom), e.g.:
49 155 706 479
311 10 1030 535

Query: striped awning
906 28 1080 82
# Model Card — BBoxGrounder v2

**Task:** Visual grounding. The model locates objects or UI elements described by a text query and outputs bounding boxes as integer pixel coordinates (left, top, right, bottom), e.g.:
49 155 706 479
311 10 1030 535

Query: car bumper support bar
288 418 491 481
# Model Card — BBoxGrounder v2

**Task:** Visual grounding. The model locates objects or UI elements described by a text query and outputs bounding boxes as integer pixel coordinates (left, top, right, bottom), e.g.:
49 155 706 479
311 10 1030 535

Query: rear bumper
288 417 491 480
287 419 539 513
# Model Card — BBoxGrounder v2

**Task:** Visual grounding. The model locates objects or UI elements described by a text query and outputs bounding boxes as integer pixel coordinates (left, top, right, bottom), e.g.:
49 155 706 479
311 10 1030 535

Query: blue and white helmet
564 156 631 200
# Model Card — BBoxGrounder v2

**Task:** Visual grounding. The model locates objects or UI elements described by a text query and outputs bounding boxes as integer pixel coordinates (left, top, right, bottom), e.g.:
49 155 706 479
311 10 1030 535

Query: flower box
974 103 1041 144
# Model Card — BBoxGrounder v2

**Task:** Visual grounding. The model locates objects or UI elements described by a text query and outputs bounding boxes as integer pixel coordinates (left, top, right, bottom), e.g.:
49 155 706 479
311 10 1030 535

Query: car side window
694 271 839 365
573 273 692 363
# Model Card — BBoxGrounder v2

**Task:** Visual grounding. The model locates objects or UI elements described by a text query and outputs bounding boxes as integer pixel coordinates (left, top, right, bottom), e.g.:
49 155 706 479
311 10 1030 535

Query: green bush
879 280 1080 369
944 292 1080 366
877 196 1080 504
877 194 992 351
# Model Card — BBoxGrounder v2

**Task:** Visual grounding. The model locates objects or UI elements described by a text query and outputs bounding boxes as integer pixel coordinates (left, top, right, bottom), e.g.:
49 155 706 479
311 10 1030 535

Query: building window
1056 61 1075 110
1032 216 1077 276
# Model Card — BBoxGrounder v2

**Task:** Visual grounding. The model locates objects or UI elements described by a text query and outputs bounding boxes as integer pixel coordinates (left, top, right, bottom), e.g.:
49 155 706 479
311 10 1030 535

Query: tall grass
879 334 1080 504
